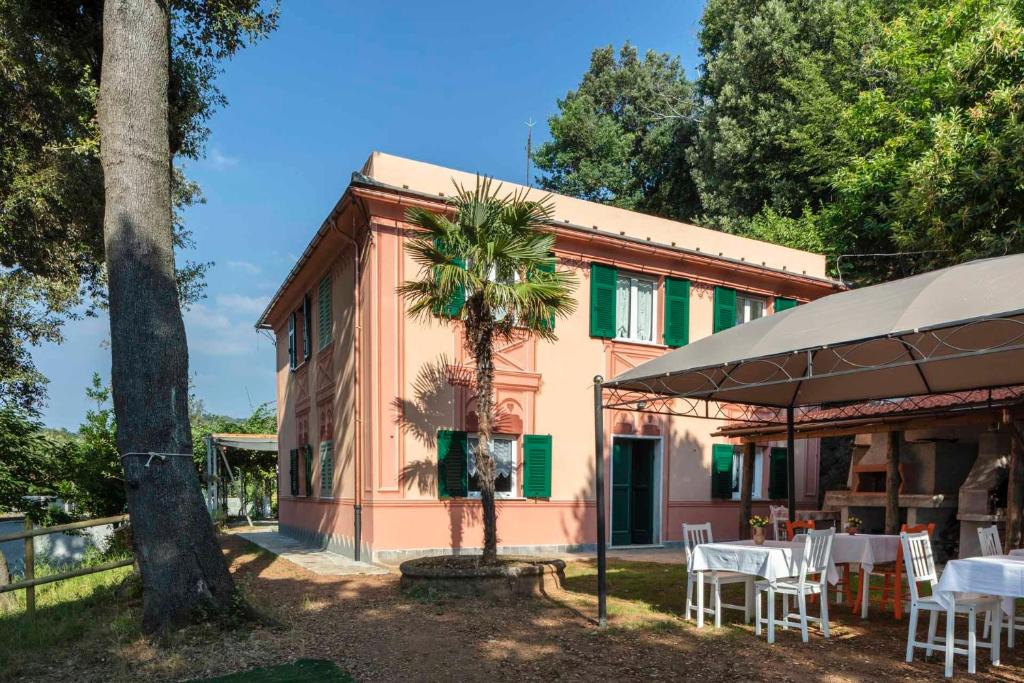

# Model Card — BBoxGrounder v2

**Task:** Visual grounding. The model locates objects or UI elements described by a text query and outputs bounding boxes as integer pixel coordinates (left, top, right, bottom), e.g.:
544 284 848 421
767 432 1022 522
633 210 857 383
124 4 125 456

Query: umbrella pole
787 407 796 522
593 375 607 627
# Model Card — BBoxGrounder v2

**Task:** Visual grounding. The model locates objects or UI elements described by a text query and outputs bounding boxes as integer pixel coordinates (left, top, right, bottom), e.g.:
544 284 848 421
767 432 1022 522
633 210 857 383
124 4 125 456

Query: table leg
860 569 870 619
696 572 704 629
745 579 754 624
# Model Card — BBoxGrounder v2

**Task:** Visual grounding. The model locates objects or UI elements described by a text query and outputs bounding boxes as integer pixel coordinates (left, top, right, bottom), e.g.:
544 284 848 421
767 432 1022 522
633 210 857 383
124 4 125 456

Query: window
467 435 517 498
287 312 297 370
731 447 764 500
736 294 766 325
302 294 312 361
318 274 332 350
319 441 333 497
615 273 657 343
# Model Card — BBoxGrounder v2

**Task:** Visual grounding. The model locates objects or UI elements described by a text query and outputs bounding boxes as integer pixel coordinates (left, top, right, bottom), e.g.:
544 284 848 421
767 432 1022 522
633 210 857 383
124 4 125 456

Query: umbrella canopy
606 254 1024 408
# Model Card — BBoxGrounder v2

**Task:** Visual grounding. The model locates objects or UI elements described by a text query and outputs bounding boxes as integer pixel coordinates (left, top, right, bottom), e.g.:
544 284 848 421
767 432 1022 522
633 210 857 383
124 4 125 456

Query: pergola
592 253 1024 625
204 433 278 526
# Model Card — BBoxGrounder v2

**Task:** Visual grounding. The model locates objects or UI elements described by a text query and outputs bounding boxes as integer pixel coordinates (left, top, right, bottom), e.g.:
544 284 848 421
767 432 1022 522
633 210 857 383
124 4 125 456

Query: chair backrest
770 506 789 540
682 522 713 563
900 531 938 601
786 519 815 540
978 525 1002 557
896 522 936 564
797 528 835 586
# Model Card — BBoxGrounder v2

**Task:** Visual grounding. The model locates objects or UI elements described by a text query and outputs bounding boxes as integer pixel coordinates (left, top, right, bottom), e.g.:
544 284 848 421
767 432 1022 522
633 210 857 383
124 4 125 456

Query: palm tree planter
398 177 577 570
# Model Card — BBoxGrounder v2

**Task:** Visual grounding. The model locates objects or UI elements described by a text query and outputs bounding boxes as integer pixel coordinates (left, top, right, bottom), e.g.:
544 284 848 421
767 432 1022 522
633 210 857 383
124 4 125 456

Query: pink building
256 152 841 562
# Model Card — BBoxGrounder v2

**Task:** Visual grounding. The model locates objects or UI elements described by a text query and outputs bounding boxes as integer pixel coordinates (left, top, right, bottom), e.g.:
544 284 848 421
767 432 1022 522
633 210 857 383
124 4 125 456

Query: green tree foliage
533 43 701 220
0 407 58 517
0 0 278 408
54 374 124 517
690 0 880 233
821 0 1024 282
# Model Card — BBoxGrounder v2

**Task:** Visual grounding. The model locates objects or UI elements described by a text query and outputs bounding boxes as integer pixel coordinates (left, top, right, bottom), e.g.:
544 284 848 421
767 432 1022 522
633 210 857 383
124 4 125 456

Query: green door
611 439 656 546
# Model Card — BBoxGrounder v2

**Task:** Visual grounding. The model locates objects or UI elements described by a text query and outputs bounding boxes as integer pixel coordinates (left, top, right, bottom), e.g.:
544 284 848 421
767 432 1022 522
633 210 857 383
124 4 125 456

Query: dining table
829 532 901 617
688 539 839 628
934 554 1024 618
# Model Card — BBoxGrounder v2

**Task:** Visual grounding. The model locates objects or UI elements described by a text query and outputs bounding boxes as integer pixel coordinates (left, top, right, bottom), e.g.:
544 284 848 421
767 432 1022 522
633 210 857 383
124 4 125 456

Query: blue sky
35 1 705 429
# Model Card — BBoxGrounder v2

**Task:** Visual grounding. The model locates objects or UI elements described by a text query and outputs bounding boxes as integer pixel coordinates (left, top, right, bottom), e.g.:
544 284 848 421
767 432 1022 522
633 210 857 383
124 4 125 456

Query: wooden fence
0 514 132 614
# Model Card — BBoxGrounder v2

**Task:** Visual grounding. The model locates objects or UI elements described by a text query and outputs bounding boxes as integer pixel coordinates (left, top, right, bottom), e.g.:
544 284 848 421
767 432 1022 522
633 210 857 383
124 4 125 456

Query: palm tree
399 177 577 564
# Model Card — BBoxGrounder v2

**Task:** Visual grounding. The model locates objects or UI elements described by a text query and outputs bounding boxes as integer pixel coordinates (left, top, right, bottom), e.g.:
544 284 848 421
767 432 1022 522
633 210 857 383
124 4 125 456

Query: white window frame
467 434 518 499
615 273 659 344
731 446 764 500
736 293 766 325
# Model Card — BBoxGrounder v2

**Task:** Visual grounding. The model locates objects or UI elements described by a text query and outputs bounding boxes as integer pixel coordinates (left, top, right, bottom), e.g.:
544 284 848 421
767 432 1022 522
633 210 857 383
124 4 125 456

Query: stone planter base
399 556 566 601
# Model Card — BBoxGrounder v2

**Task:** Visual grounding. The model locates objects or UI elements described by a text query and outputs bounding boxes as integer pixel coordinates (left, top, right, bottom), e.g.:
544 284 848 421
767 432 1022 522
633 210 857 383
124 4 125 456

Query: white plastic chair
769 505 788 541
901 531 1001 677
755 527 834 644
682 522 754 627
979 525 1023 648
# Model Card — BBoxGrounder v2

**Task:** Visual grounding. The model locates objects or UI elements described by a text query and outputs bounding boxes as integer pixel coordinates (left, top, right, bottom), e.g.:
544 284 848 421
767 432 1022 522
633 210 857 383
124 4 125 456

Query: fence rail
0 514 132 614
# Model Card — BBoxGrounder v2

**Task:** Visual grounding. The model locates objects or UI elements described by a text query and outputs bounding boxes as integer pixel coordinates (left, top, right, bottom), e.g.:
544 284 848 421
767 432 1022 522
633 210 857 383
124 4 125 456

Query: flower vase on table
749 516 769 545
846 516 862 535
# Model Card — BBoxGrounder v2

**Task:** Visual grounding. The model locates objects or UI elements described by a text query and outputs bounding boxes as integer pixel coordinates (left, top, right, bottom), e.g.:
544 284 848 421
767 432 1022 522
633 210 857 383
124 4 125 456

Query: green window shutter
287 312 297 370
711 444 735 499
289 449 299 496
536 256 556 331
437 429 468 498
522 434 552 498
304 444 314 497
775 297 798 312
319 441 334 496
713 286 737 333
663 278 690 348
433 237 466 318
768 447 789 500
589 262 617 338
318 275 332 349
302 294 312 360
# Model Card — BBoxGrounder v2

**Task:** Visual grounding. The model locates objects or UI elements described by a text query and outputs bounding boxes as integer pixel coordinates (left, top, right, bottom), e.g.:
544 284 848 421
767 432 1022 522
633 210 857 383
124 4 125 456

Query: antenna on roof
525 118 535 187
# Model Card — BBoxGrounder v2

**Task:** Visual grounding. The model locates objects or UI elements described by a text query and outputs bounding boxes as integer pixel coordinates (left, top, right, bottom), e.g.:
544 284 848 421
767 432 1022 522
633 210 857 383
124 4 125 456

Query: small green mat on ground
191 659 352 682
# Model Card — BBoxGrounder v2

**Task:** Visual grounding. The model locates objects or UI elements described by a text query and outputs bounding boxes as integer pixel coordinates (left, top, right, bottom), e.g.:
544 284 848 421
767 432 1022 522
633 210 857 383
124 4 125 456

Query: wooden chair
785 520 815 540
856 522 935 619
682 523 754 627
979 525 1024 648
769 505 789 540
755 528 835 644
901 531 1000 677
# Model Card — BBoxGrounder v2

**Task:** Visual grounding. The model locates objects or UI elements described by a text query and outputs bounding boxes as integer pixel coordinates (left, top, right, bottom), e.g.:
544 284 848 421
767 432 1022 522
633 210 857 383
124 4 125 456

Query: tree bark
466 296 498 564
1004 415 1024 552
885 431 902 535
739 442 756 539
98 0 235 634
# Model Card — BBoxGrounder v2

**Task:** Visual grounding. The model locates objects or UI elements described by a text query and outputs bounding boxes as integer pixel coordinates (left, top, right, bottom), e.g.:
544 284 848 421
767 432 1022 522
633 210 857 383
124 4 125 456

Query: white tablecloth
934 555 1024 615
689 539 839 585
830 533 900 576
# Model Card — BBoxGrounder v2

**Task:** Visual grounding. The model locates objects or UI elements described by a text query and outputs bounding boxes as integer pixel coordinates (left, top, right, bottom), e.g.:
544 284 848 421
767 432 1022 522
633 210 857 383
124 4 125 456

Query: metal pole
593 375 607 627
787 406 796 523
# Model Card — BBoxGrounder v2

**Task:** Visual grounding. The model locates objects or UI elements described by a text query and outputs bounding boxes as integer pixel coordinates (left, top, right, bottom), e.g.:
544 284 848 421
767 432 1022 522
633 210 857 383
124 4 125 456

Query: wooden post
23 517 34 615
885 431 902 535
739 442 756 539
0 548 15 612
1003 413 1024 552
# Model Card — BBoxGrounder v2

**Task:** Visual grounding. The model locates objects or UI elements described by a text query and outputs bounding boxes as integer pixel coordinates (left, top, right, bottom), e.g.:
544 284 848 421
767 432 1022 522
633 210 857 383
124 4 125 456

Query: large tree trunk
738 442 756 540
885 431 902 535
98 0 235 634
466 298 498 564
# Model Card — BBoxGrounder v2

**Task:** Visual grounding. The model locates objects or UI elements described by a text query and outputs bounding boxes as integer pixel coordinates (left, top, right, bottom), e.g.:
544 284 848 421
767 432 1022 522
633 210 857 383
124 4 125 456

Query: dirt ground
6 534 1024 682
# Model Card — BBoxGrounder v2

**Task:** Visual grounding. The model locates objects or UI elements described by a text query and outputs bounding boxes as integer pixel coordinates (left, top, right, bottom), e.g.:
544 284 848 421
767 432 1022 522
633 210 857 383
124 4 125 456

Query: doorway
612 437 660 546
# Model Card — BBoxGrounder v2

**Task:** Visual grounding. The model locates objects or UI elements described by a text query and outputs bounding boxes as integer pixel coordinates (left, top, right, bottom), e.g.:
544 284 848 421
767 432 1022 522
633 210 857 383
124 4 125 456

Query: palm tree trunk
467 300 498 564
98 0 235 634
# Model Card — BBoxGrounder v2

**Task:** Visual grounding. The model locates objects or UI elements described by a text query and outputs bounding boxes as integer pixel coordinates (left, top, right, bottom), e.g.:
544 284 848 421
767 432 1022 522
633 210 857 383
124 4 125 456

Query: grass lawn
3 535 1024 681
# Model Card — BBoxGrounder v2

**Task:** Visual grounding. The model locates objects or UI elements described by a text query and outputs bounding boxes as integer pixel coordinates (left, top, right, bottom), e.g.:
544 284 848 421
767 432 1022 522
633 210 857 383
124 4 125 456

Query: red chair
785 520 815 540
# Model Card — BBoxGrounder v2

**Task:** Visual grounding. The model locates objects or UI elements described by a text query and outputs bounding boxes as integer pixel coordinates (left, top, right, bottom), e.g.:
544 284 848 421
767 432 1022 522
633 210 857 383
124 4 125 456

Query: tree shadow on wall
393 355 484 555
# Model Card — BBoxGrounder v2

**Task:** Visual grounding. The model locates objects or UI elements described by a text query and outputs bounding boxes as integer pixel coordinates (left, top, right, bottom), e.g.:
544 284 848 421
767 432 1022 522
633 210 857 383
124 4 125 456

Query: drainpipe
334 202 365 561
